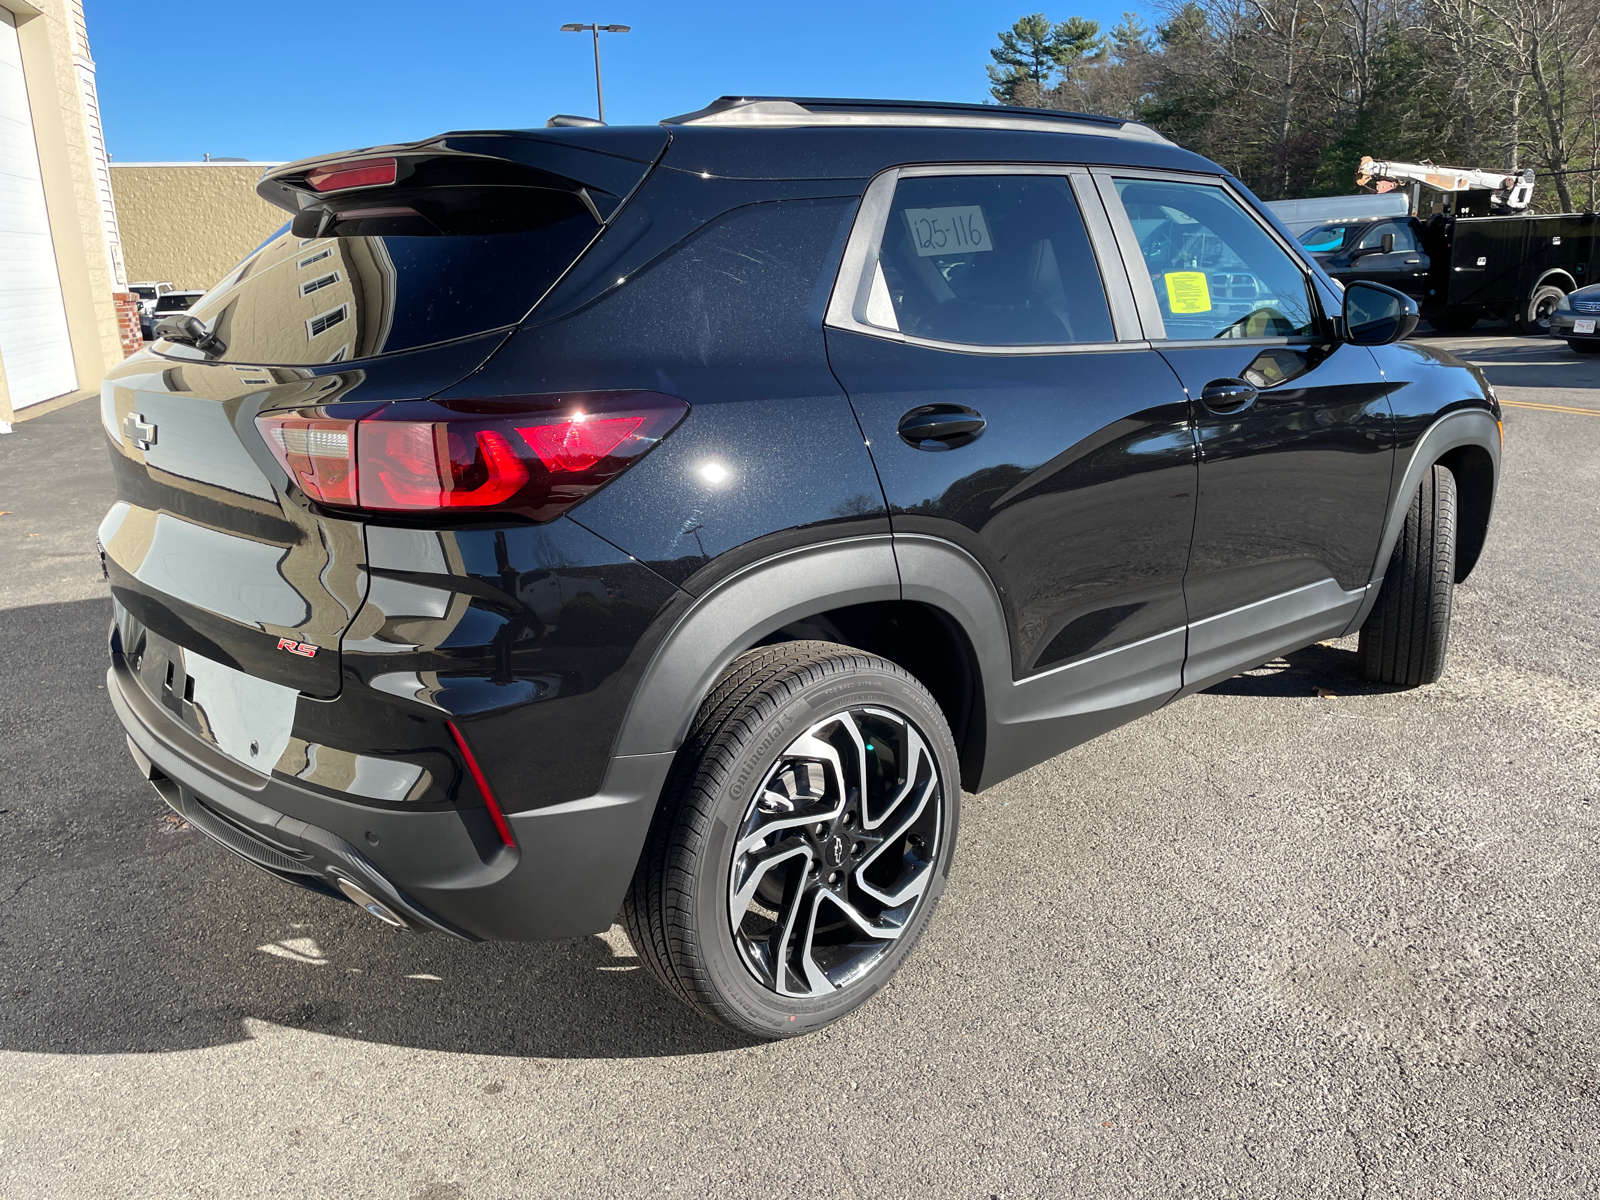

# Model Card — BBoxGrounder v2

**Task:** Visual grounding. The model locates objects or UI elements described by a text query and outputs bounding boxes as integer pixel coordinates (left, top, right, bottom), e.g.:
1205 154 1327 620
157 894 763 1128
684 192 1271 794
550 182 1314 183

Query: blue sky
86 0 1154 164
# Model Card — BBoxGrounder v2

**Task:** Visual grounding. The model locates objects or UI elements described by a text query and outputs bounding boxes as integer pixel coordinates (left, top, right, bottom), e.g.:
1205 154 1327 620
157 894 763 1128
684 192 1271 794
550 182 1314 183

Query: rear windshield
162 193 599 365
155 293 199 311
130 286 157 299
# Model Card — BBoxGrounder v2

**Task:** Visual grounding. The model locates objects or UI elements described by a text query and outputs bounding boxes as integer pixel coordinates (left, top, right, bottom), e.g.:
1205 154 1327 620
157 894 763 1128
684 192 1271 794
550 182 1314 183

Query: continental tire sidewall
694 665 960 1038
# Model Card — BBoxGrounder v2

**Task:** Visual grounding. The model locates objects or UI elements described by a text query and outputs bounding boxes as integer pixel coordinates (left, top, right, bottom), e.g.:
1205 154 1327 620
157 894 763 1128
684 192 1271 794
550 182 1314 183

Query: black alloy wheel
623 641 960 1038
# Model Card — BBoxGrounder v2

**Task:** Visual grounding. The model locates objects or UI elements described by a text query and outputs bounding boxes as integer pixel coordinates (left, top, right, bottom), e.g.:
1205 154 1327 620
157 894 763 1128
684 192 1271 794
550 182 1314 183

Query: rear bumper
108 653 673 941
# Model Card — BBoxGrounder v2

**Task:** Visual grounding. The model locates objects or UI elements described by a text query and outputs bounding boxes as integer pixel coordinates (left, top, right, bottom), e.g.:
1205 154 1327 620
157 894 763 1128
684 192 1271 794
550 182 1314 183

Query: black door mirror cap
1343 280 1419 346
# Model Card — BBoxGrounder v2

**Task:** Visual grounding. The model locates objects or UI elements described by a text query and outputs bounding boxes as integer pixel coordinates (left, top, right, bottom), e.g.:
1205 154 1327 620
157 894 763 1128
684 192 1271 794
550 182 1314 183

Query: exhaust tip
334 877 410 929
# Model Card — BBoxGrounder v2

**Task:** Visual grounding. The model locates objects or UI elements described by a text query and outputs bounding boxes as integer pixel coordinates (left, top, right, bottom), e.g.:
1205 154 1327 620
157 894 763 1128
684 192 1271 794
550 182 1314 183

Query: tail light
257 392 688 523
256 416 358 506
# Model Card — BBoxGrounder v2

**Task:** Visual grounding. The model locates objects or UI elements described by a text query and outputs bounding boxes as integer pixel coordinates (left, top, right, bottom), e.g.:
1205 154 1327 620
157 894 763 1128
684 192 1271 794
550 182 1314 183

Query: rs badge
277 638 318 658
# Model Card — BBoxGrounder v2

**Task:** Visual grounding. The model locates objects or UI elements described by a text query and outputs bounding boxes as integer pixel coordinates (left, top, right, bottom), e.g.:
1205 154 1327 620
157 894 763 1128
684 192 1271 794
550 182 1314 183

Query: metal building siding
0 7 79 409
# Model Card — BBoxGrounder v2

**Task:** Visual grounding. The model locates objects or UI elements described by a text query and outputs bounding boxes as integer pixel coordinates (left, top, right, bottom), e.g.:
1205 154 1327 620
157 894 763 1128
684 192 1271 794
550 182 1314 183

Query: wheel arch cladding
754 599 987 794
1342 407 1500 634
610 538 903 758
1436 441 1496 582
610 536 998 794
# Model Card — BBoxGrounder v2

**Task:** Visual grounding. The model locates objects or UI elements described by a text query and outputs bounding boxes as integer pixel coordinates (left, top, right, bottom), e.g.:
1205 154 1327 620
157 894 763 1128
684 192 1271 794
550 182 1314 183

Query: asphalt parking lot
1 329 1596 1199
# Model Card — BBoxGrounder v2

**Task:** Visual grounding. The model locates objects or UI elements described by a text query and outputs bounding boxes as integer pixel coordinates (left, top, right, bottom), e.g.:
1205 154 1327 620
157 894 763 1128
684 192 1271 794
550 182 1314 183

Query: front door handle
1200 379 1258 413
897 405 985 449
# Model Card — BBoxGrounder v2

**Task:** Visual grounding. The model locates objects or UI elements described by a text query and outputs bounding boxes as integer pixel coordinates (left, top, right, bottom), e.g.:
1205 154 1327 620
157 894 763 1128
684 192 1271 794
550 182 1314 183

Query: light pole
559 22 630 124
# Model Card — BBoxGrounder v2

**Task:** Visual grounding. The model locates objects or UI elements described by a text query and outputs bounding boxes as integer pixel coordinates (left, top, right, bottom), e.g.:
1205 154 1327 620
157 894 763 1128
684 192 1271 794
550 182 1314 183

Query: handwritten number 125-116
904 206 992 257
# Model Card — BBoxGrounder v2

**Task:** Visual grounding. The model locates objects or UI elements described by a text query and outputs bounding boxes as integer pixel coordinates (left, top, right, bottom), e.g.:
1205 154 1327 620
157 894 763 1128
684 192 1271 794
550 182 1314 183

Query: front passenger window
868 174 1115 347
1356 221 1418 253
1111 178 1317 340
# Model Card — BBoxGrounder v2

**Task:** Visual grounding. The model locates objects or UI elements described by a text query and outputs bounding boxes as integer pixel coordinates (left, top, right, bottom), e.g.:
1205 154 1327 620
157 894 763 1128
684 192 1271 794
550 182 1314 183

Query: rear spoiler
257 130 668 239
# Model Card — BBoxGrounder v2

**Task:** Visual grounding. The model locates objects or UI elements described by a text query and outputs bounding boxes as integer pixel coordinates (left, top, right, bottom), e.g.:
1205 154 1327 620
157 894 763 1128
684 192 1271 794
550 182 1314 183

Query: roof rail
660 96 1172 145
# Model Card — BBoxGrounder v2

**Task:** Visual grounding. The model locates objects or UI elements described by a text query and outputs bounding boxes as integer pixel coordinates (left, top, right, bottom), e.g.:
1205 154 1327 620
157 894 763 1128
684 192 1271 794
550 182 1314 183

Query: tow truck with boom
1283 155 1597 335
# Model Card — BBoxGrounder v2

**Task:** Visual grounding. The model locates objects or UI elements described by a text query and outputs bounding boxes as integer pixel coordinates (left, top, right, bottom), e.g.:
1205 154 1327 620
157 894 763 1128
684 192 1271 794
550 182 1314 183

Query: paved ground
1 329 1596 1199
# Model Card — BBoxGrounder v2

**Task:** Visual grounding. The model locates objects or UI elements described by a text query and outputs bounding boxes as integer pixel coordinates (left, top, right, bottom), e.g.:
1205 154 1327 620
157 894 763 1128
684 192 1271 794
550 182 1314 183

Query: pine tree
987 14 1107 104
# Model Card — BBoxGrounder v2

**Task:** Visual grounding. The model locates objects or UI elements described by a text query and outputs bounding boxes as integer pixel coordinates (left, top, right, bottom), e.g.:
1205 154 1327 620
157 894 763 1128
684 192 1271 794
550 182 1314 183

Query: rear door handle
1199 379 1258 413
897 405 985 449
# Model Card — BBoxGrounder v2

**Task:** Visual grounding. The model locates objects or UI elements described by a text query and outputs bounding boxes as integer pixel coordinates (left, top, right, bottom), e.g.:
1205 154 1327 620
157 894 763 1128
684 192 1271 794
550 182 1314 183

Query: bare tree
987 2 1600 207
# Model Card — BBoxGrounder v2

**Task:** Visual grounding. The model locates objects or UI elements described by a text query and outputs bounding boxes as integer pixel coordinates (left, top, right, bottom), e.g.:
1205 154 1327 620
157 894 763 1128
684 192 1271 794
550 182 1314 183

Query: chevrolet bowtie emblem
123 412 157 451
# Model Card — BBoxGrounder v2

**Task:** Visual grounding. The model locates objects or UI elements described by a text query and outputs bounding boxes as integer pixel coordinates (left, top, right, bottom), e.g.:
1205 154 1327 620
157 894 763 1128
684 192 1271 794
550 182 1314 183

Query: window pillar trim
1090 165 1339 342
823 162 1148 356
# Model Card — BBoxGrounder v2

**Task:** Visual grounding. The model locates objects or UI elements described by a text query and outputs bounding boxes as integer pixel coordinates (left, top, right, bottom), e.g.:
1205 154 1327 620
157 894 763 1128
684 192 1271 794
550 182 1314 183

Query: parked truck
1284 156 1599 334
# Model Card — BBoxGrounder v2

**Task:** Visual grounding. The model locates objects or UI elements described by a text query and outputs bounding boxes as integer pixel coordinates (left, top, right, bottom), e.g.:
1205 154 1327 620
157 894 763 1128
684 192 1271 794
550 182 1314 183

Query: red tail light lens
360 422 530 509
521 415 645 473
256 392 687 523
305 157 398 192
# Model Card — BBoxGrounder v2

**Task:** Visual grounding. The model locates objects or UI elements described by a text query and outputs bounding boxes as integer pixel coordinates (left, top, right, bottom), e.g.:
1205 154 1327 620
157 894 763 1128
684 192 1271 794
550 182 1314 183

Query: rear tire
1358 464 1458 687
1567 339 1600 355
1516 284 1566 335
622 640 960 1038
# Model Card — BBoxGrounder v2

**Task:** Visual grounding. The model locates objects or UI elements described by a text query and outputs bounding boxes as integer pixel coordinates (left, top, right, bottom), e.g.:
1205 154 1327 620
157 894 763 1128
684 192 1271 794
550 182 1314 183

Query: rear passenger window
867 175 1115 347
1111 178 1317 340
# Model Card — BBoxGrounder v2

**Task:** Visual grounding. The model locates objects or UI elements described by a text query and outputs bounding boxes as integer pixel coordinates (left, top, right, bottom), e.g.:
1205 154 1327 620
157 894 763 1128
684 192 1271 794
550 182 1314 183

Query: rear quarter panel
436 180 890 595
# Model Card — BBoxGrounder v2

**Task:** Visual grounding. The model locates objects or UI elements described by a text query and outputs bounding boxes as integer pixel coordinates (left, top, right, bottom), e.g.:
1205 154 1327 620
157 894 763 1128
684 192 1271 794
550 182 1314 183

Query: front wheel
1358 464 1458 686
623 641 960 1038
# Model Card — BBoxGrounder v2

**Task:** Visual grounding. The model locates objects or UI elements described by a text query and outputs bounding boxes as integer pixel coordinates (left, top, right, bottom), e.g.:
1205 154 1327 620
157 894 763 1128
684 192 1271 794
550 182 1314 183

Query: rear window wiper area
142 131 668 367
291 183 598 240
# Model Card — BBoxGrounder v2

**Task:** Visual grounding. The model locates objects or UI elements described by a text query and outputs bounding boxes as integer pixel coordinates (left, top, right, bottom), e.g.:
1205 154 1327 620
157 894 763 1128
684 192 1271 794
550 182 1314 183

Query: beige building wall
0 0 125 425
111 163 288 291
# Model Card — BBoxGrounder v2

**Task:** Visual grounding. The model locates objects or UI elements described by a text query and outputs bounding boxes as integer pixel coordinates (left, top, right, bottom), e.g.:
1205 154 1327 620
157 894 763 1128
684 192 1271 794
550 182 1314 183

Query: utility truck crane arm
1356 155 1536 213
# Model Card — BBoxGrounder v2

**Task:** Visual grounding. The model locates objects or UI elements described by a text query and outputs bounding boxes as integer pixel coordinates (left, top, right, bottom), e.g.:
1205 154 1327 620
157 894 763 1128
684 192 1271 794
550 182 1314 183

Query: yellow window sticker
1164 271 1211 314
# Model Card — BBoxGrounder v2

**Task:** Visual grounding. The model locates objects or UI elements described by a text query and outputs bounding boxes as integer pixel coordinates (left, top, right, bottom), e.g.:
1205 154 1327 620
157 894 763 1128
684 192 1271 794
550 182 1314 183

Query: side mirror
153 313 227 356
1350 231 1398 263
1343 280 1419 345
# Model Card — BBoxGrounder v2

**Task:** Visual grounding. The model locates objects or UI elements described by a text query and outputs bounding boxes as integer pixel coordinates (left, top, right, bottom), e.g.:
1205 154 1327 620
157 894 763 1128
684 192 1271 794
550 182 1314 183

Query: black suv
100 97 1501 1037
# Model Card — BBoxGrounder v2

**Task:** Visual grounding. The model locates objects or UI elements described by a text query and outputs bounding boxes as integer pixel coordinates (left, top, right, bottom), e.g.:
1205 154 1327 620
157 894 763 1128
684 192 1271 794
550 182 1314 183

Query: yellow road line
1500 399 1600 417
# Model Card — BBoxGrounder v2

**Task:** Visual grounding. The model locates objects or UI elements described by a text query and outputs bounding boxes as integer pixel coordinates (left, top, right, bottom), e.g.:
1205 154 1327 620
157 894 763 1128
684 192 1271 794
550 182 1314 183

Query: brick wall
112 292 141 357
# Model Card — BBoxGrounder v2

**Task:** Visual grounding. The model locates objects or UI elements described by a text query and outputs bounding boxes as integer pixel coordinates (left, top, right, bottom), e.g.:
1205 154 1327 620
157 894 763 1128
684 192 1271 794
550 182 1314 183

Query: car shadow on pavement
1203 641 1407 698
0 598 756 1060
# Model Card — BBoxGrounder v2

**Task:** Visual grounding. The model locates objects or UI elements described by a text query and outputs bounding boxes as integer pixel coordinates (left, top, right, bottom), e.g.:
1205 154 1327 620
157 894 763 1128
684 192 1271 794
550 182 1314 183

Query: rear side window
867 174 1115 347
1111 178 1316 340
169 195 599 365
